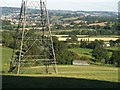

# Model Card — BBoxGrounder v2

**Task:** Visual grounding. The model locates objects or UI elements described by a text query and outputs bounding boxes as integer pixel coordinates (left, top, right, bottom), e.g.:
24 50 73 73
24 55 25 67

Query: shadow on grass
2 75 120 89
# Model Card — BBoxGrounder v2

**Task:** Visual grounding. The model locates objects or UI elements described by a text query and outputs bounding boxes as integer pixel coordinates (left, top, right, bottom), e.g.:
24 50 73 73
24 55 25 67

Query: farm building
103 43 110 47
73 60 89 66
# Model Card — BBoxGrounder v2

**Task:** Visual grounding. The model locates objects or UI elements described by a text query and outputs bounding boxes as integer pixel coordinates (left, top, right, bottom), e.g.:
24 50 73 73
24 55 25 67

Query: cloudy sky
0 0 119 11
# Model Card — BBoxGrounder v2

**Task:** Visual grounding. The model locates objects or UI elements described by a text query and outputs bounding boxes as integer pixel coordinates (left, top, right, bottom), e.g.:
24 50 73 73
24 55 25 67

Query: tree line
80 39 120 67
67 38 120 67
2 30 120 66
58 29 118 36
2 31 80 65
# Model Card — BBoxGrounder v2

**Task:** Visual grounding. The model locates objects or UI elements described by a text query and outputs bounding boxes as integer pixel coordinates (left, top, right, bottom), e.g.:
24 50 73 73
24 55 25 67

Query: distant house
73 60 89 66
103 43 110 47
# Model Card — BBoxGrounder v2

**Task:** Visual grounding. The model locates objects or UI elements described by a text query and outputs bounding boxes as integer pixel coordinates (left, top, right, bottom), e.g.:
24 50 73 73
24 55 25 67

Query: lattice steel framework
8 0 58 74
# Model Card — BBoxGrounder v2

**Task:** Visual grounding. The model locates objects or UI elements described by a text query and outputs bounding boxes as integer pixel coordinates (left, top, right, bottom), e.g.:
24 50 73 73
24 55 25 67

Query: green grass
1 47 13 73
2 65 119 83
68 47 118 60
68 48 93 59
2 65 119 88
1 47 119 84
106 47 119 51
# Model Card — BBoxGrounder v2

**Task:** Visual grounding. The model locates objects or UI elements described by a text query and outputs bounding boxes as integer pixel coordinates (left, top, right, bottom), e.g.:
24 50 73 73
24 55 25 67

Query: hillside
1 47 119 82
1 7 117 16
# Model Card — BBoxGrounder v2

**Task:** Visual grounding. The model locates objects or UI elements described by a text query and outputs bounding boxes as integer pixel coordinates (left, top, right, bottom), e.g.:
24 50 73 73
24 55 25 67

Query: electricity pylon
8 0 58 74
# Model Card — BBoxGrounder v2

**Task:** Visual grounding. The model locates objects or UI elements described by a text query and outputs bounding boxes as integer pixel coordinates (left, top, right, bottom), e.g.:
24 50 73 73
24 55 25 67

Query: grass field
68 48 93 59
1 47 13 72
10 65 118 82
106 47 119 51
1 47 120 88
2 65 119 88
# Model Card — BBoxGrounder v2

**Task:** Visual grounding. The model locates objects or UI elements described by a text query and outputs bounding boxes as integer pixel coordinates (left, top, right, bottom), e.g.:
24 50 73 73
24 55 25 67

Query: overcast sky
0 0 119 12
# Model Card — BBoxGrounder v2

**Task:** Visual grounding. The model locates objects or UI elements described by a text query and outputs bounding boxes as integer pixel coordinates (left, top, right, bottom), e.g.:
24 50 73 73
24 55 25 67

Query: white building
73 60 89 66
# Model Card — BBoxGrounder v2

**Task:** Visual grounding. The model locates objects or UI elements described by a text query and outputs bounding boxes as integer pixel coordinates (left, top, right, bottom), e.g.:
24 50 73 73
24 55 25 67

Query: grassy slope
68 47 114 67
1 47 13 73
68 47 118 59
1 47 119 83
18 65 118 82
106 47 119 51
68 48 93 59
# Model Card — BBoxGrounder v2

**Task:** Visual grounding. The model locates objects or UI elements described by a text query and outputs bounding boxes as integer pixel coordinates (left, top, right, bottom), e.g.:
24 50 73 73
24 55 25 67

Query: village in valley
1 7 119 45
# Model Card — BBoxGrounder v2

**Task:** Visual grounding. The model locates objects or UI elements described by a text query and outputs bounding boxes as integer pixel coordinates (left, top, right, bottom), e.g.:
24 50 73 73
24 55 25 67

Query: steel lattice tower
8 0 58 74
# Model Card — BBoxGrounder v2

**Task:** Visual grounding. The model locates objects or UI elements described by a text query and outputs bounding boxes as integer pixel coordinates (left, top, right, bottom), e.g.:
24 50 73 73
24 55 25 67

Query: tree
87 39 104 49
116 39 120 46
53 36 79 65
80 56 90 63
110 51 120 67
80 39 88 48
2 20 11 25
2 31 14 47
69 35 78 43
92 46 109 63
109 40 116 46
71 35 77 41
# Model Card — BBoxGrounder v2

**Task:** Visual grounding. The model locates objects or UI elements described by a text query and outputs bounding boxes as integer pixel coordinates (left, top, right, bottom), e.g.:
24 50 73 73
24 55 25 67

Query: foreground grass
1 47 119 85
2 65 119 83
34 65 118 82
2 74 119 88
1 47 13 72
2 65 119 88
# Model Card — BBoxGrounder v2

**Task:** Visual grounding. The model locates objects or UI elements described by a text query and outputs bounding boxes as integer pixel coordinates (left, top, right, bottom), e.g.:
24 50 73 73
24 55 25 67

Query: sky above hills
0 0 119 12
